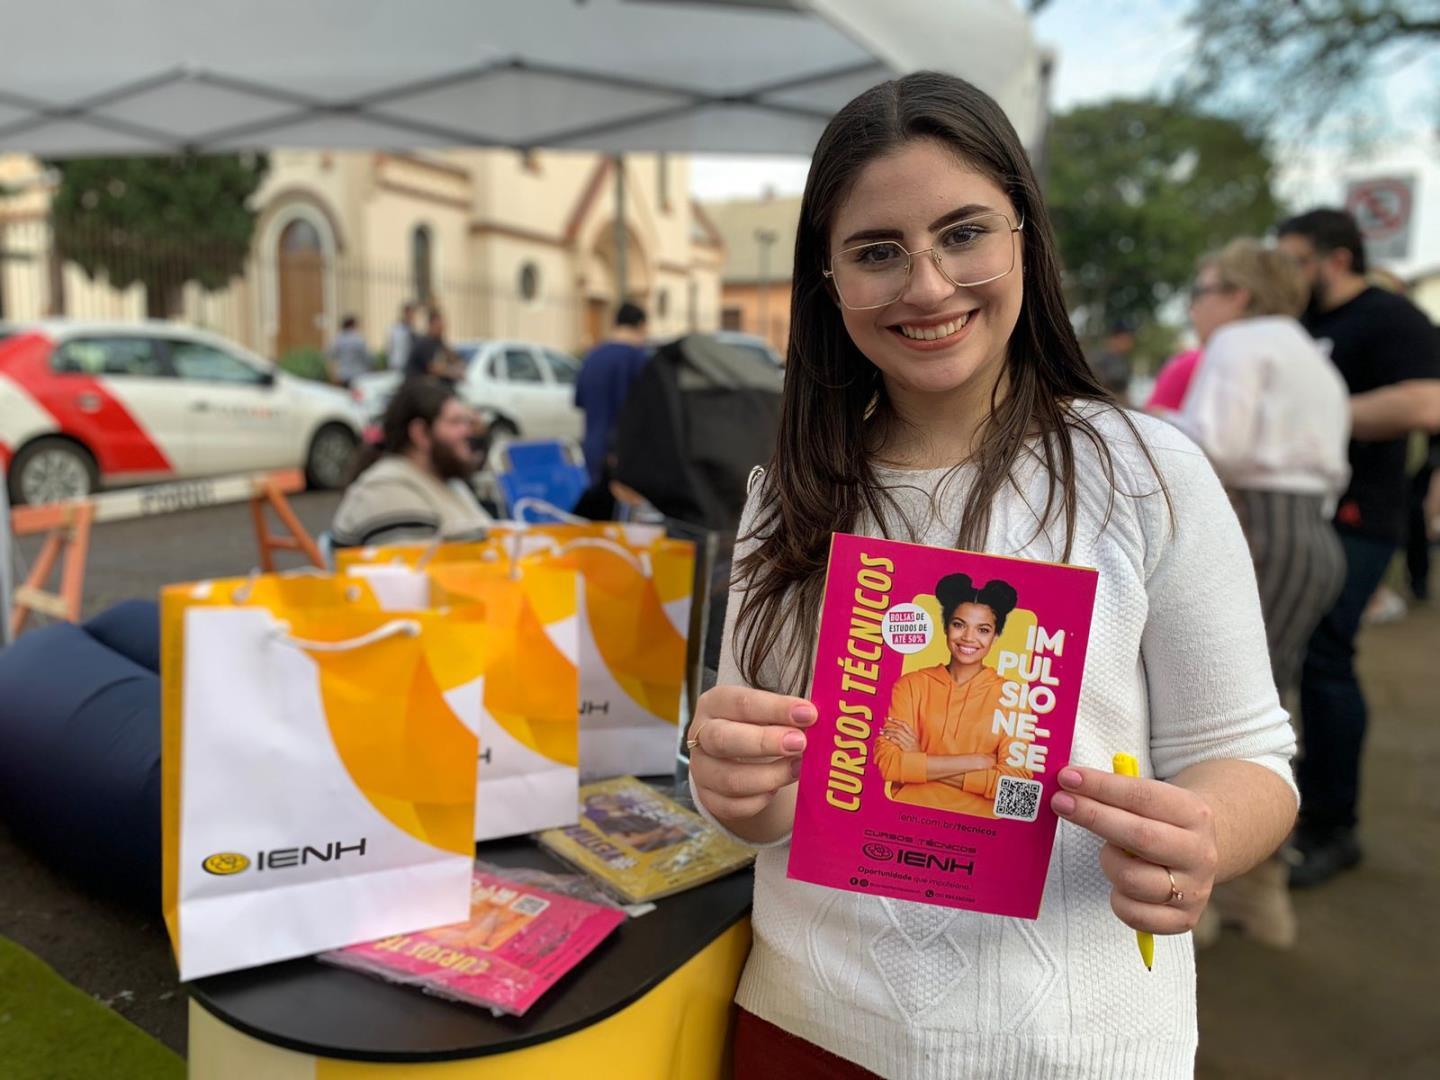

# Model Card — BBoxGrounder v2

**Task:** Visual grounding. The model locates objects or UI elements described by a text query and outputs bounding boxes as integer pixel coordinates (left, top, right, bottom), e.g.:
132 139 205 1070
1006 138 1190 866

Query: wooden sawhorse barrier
5 468 323 636
7 500 96 639
248 470 325 572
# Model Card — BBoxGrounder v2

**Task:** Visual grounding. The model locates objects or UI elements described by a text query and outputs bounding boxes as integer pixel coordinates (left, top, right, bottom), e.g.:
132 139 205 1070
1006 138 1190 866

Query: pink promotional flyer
324 870 626 1016
787 533 1099 919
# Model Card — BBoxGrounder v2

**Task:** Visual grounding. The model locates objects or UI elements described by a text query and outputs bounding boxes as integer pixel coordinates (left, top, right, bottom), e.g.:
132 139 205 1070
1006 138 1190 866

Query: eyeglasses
823 212 1024 311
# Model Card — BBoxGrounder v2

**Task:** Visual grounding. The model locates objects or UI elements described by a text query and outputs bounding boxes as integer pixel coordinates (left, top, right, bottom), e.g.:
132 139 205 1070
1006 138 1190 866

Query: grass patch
0 935 183 1079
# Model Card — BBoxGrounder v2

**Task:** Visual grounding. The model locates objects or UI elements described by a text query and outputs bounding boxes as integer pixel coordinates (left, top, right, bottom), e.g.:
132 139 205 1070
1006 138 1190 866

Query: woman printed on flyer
684 69 1299 1080
876 574 1029 817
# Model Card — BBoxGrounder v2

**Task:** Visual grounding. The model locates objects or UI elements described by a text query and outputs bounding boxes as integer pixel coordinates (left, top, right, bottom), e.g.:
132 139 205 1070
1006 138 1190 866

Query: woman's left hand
1051 766 1218 934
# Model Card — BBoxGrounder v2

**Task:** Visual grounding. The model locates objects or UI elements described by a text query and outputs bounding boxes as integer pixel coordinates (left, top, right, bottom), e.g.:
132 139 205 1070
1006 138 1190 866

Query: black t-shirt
405 334 444 379
1305 287 1440 543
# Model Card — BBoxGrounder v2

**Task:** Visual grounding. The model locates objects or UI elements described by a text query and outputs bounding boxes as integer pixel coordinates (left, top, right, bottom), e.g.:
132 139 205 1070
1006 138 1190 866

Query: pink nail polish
783 732 806 752
1053 792 1076 815
1059 768 1083 789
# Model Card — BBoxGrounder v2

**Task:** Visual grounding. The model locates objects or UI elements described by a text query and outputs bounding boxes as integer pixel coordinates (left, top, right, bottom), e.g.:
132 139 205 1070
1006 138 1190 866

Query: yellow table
187 838 753 1080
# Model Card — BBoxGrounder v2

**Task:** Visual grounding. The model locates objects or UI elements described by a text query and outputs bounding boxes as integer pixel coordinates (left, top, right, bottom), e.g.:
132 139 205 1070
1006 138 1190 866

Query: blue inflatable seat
84 598 162 673
0 601 161 909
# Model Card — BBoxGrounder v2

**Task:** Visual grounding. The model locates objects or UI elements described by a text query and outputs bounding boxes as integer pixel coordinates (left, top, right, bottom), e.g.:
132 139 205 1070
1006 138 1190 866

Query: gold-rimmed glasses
823 212 1024 311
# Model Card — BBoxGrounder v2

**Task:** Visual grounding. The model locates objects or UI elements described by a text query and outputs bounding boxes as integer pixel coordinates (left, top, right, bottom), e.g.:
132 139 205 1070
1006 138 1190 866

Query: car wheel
7 437 98 505
305 424 359 490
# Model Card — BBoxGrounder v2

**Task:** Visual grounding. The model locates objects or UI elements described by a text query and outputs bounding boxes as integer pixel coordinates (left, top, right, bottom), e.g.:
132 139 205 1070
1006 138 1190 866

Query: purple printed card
787 534 1098 918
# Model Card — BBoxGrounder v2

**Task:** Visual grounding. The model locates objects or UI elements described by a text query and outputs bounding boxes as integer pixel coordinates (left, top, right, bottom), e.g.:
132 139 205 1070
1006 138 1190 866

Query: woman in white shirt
1178 238 1349 697
685 73 1298 1079
1171 239 1348 950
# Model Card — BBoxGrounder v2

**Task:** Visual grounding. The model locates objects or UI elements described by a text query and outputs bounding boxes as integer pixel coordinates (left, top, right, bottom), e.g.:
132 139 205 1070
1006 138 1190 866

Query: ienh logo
202 838 368 875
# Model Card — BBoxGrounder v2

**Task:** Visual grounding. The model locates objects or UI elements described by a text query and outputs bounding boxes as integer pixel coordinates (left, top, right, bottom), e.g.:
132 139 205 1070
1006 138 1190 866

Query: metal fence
0 220 720 360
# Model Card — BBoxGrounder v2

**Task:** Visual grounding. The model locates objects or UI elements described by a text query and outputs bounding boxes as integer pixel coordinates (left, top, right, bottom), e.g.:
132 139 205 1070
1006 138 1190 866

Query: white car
351 339 583 441
0 320 366 505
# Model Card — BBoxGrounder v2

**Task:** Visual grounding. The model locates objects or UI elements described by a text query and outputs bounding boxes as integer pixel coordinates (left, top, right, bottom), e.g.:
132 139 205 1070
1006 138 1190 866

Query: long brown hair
735 71 1161 689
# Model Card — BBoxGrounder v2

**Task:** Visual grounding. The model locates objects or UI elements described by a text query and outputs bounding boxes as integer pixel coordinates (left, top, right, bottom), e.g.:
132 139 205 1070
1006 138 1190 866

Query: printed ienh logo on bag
202 838 368 875
201 852 251 875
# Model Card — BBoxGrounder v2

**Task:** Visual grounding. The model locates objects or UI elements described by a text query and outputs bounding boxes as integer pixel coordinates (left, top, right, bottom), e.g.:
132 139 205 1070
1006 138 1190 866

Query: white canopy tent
0 0 1045 630
0 0 1044 157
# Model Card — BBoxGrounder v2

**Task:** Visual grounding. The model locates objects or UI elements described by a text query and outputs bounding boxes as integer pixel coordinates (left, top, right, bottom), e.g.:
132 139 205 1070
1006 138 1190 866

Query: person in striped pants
1172 237 1351 943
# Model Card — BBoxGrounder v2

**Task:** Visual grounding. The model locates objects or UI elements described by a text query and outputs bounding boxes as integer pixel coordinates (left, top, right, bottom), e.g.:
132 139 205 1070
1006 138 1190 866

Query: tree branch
1183 0 1437 134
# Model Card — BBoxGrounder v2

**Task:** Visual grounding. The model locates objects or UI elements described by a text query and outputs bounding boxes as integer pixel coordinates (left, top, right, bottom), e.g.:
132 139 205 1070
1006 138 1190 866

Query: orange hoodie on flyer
874 664 1032 817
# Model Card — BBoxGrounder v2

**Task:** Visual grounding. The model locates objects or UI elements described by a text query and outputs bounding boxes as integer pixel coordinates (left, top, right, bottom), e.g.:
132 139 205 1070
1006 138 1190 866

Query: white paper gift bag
340 549 584 843
532 535 694 780
162 592 477 981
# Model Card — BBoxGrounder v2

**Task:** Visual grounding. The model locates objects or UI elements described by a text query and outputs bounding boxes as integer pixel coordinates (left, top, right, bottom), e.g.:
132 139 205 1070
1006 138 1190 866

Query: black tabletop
188 836 753 1063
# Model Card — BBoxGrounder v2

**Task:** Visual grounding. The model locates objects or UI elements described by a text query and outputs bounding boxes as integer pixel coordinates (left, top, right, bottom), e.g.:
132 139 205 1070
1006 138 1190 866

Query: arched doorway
585 222 650 346
276 218 325 356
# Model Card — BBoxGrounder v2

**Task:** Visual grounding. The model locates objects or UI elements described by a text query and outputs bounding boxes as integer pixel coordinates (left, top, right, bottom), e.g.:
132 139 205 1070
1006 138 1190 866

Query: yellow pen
1112 752 1154 972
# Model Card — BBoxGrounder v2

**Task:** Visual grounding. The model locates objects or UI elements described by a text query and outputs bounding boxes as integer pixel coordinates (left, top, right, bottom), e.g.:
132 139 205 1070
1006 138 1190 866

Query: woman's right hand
688 685 815 824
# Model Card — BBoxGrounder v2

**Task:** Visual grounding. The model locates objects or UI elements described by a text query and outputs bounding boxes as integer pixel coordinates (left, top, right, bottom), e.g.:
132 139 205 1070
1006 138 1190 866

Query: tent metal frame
0 58 887 155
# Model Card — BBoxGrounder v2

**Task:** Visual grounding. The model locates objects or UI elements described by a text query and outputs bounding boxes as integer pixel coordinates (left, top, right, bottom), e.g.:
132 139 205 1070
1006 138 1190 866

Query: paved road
10 490 344 621
1 496 1436 1074
1196 602 1440 1080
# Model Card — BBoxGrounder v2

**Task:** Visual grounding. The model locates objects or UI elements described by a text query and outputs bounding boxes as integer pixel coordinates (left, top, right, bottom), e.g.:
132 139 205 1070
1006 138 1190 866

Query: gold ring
1165 867 1184 906
685 723 707 754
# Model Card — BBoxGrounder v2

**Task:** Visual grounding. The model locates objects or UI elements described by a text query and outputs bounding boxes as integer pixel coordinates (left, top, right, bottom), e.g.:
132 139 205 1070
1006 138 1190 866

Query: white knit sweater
707 407 1297 1080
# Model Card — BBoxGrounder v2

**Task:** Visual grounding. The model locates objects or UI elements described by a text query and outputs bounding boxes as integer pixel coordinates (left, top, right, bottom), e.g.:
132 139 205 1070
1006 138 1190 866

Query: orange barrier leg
8 502 94 638
249 478 323 572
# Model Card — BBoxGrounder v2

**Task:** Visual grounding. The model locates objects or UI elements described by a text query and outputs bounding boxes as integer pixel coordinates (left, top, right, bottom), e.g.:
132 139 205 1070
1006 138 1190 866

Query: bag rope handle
510 497 588 525
506 532 560 578
500 534 650 580
268 618 421 652
412 535 446 571
556 537 652 577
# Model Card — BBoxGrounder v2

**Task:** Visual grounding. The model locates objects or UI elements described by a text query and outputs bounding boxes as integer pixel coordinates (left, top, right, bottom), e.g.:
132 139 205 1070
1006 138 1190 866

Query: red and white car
0 321 365 505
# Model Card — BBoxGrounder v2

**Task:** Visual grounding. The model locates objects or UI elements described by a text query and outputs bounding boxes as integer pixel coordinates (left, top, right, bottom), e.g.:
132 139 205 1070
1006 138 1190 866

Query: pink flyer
787 533 1098 919
325 870 626 1016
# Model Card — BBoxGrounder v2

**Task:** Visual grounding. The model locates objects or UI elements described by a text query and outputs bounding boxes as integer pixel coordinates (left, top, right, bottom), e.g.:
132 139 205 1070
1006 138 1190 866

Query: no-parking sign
1345 175 1417 263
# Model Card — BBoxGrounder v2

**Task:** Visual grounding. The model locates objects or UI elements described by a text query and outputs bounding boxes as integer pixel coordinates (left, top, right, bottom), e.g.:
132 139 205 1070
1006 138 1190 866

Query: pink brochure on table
323 869 625 1016
787 533 1098 919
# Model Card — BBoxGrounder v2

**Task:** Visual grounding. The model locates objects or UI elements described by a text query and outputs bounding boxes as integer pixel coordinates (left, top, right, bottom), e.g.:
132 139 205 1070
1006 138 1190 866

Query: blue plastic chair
493 438 590 522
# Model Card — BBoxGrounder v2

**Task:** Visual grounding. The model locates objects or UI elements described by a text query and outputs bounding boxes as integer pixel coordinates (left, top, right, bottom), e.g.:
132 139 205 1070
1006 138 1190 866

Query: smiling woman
685 71 1302 1080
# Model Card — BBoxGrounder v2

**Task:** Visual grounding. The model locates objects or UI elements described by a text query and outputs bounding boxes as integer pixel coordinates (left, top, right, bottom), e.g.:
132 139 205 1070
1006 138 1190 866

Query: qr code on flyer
511 894 551 917
994 777 1043 822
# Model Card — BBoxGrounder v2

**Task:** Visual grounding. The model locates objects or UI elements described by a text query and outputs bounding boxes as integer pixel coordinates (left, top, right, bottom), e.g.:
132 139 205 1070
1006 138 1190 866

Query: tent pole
613 154 627 311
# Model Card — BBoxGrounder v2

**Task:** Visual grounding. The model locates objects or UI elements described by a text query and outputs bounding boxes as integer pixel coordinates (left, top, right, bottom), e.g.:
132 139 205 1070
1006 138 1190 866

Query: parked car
0 321 365 505
350 339 583 440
